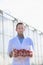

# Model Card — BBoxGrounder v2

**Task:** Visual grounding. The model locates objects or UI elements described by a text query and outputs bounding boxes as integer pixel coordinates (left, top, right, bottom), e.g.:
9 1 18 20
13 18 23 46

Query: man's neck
18 34 24 38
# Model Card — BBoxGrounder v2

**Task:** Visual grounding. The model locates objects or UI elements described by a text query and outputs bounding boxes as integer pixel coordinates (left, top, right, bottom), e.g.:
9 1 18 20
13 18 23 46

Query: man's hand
9 49 19 57
9 51 13 57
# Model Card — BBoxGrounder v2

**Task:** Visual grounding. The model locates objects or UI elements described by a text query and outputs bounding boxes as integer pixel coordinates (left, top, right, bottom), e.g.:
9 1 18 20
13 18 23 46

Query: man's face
16 24 24 35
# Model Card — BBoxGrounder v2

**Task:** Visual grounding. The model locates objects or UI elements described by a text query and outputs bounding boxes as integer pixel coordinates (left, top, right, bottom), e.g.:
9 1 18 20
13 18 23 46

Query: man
8 22 34 65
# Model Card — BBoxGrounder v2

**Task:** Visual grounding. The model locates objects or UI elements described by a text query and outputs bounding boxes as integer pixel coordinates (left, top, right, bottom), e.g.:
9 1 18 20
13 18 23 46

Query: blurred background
0 0 43 65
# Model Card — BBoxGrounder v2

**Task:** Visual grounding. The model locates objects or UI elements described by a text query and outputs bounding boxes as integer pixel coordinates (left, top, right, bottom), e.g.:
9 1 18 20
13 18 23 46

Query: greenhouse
0 10 43 65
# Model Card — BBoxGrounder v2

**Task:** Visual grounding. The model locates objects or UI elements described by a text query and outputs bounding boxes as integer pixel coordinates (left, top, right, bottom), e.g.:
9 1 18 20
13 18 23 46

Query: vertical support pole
1 11 5 65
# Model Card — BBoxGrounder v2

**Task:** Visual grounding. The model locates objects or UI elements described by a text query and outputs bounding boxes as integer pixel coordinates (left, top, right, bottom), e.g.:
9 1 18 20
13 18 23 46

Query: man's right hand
9 49 18 57
9 51 13 57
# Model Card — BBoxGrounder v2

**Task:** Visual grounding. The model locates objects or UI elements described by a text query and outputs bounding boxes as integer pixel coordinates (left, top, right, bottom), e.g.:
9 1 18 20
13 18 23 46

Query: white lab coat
8 36 34 65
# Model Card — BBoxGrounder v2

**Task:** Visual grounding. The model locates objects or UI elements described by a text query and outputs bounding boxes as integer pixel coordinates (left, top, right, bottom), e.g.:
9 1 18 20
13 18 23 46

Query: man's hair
16 22 23 28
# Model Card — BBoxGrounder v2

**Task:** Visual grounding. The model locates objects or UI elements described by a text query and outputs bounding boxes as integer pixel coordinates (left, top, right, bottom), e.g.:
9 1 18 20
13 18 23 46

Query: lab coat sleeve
29 38 34 51
29 38 35 59
8 40 13 54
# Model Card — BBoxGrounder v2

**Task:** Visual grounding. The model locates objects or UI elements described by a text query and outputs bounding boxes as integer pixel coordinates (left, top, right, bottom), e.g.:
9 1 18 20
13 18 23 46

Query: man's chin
18 33 24 37
18 33 23 35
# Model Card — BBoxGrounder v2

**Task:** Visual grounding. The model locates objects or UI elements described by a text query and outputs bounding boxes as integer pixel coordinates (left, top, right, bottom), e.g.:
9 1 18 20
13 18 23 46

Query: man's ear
16 28 17 31
24 28 25 31
23 26 25 31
